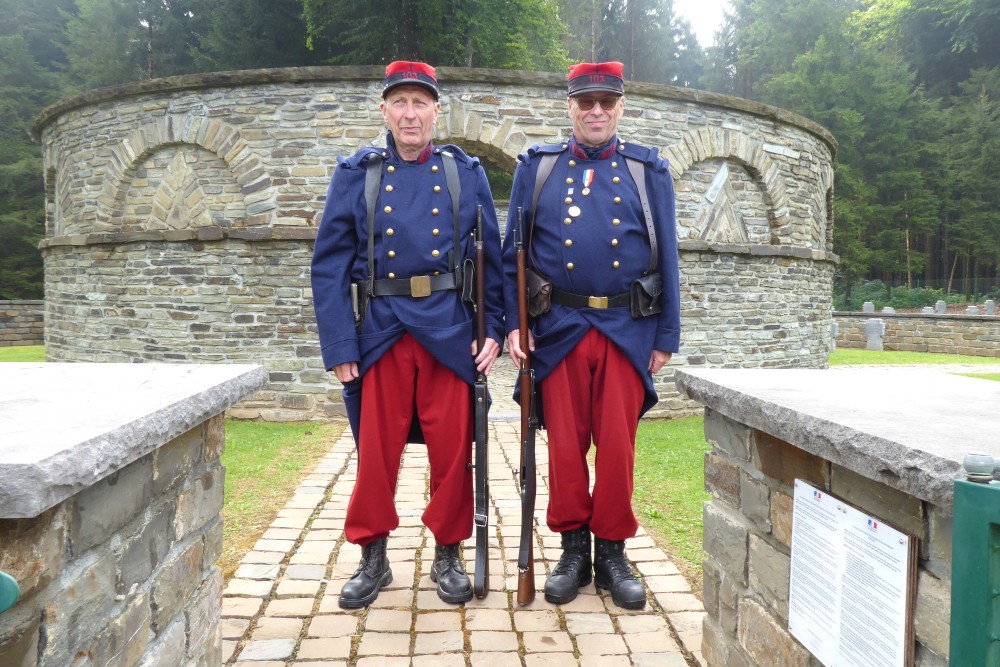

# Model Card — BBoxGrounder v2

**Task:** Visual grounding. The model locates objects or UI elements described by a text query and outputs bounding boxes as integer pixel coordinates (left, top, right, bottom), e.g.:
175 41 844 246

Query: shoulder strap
526 153 559 269
625 157 658 274
364 155 383 291
440 151 462 274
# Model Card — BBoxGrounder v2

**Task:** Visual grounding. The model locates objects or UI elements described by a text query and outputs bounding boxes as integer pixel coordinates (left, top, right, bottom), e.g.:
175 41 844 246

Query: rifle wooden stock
472 205 490 599
515 208 537 606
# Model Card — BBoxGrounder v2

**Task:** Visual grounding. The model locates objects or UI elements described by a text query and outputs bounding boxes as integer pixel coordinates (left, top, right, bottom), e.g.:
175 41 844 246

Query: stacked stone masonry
676 368 981 667
0 301 44 347
34 67 838 420
0 418 226 666
835 311 1000 357
0 363 266 667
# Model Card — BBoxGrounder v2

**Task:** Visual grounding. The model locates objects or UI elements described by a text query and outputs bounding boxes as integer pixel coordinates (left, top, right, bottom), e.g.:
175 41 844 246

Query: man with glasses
501 61 680 609
312 61 504 608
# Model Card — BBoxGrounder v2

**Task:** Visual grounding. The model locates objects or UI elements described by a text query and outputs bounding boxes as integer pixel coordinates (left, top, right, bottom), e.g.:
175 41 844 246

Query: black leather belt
371 272 458 298
550 286 630 309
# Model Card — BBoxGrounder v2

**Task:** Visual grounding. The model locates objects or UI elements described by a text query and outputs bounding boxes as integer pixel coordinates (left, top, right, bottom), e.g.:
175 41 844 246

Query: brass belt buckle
410 275 432 298
588 295 608 309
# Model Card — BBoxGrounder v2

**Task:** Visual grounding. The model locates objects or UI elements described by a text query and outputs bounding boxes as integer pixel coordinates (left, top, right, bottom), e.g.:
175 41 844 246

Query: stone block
751 430 829 490
830 465 925 540
0 505 67 599
703 503 748 584
701 559 722 622
117 502 174 594
186 567 223 659
40 549 117 666
704 408 750 461
72 455 153 555
138 616 186 667
747 535 789 620
705 453 740 509
914 571 950 660
924 505 951 580
203 516 225 569
0 613 39 667
769 489 793 548
151 539 205 632
93 590 151 667
737 597 811 667
174 466 224 542
739 475 770 532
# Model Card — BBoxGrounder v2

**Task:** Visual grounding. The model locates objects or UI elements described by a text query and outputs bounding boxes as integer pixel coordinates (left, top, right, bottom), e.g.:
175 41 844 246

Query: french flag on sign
868 519 878 531
813 490 822 500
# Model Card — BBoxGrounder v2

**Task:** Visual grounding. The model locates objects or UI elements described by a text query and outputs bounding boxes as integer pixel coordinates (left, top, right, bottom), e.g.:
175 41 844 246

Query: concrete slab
0 362 266 518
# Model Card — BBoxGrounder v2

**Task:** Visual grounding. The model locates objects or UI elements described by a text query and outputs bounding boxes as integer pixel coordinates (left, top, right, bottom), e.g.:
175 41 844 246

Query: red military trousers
541 327 644 541
344 333 474 547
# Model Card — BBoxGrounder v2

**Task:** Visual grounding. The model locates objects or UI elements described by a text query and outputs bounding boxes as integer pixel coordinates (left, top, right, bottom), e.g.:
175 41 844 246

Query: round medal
568 205 581 218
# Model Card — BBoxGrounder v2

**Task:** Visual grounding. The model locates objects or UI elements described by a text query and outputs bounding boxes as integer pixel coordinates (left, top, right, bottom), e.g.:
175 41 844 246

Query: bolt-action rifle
472 205 490 599
515 207 537 606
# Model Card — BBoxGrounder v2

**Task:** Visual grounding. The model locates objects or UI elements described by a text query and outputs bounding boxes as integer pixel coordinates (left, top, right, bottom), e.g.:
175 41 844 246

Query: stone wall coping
0 362 267 519
38 229 841 263
0 300 44 306
834 310 1000 321
31 65 836 154
675 367 994 508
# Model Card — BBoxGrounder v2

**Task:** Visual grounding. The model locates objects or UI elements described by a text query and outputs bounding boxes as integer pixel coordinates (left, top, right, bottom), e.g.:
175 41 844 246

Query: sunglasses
573 96 621 111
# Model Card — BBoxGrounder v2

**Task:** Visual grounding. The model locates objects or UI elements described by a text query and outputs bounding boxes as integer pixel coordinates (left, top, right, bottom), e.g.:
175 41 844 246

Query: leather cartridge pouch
526 267 553 317
630 272 663 319
461 258 475 304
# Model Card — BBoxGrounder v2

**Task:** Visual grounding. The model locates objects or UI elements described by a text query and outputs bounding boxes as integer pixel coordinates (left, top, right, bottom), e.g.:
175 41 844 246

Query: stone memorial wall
676 367 982 667
33 66 838 420
835 311 1000 358
0 363 266 667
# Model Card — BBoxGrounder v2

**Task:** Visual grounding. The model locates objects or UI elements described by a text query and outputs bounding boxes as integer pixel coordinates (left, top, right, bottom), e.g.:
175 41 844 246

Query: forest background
1 0 998 310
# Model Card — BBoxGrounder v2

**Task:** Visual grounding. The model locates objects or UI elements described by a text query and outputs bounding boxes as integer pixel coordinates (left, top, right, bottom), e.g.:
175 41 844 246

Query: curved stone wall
34 66 838 420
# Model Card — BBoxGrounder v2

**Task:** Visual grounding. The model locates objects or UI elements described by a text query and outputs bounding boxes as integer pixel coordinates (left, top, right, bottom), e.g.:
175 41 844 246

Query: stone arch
98 114 276 230
663 128 792 243
441 96 526 172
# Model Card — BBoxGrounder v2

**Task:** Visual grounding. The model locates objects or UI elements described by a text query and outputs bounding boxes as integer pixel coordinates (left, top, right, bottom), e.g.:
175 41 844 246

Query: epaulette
619 141 670 173
339 147 384 170
436 144 480 170
520 142 569 163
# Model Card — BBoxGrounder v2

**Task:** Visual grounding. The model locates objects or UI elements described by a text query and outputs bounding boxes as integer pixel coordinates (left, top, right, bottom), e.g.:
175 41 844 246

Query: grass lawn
633 416 710 594
0 345 44 362
220 420 343 579
829 348 1000 365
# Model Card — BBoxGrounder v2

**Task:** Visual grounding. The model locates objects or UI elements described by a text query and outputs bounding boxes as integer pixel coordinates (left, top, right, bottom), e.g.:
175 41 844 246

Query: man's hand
648 350 672 374
472 337 502 375
333 361 360 383
506 328 535 368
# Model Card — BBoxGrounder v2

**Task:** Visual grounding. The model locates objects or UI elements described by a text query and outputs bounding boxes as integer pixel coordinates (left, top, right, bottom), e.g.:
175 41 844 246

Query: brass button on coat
384 205 392 213
386 184 394 192
613 261 620 268
613 197 621 204
388 272 396 279
432 165 439 172
387 165 396 173
434 185 441 193
566 262 574 270
432 249 440 257
388 251 396 258
613 218 621 226
432 228 440 236
564 239 573 247
386 228 394 236
432 208 439 216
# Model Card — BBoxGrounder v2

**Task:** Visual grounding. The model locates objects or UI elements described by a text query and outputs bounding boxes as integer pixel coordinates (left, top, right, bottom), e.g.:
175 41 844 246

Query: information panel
788 479 917 667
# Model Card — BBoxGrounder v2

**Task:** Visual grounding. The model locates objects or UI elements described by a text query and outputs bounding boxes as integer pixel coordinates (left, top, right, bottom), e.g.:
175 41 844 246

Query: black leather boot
593 537 646 609
543 525 592 604
338 536 392 609
430 543 473 604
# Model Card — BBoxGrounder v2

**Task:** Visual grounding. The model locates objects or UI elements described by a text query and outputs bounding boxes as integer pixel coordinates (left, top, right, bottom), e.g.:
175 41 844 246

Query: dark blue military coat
501 137 681 417
312 135 504 436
